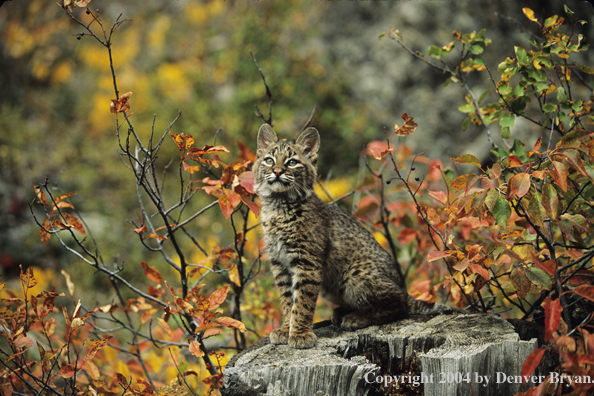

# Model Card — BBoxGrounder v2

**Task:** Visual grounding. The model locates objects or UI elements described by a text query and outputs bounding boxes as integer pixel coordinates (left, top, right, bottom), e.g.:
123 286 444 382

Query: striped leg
269 260 293 345
288 266 321 349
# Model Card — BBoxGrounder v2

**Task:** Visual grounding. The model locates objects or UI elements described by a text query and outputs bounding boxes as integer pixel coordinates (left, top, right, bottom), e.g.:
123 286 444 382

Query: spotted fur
254 124 451 349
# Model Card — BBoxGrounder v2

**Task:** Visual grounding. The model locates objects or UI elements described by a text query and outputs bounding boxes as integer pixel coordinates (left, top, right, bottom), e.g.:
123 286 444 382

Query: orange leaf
214 316 246 333
62 213 85 236
189 340 205 357
134 225 147 234
527 137 543 158
40 218 51 245
157 317 172 337
83 338 110 362
58 364 76 379
84 360 100 381
208 285 230 311
33 185 48 209
116 373 129 387
393 113 418 137
140 262 163 284
110 91 132 114
551 161 568 192
13 336 34 349
169 132 195 153
20 266 38 289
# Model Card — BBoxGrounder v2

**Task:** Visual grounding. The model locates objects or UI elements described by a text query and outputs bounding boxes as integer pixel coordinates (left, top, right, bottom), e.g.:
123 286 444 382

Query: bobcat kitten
253 124 445 349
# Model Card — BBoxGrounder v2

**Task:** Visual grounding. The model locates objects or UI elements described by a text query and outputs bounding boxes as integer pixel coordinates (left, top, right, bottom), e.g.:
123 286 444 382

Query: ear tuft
294 127 320 157
257 124 278 155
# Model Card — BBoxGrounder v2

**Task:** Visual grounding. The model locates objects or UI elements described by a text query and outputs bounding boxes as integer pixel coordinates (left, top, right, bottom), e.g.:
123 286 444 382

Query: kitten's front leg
269 260 292 345
288 266 321 349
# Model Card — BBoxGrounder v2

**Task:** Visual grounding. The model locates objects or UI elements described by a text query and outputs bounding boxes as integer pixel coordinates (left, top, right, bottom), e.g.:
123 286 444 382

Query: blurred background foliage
1 0 593 314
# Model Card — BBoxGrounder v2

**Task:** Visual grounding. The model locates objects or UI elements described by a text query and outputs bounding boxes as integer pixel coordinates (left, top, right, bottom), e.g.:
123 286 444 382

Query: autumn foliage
2 2 594 396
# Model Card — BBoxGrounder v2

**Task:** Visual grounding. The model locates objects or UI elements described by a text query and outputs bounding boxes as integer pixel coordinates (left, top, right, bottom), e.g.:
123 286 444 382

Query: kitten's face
253 124 320 201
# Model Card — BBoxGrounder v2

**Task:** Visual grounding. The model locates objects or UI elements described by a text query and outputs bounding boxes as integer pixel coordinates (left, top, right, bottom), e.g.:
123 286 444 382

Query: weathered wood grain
222 314 538 396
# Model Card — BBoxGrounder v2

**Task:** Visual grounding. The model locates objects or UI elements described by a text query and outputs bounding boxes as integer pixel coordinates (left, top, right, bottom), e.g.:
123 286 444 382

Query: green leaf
542 103 557 113
471 44 484 55
557 87 568 104
459 103 476 113
515 46 529 65
577 65 594 74
499 113 515 127
428 45 442 58
478 89 490 104
564 5 575 23
492 194 511 229
450 154 482 169
542 183 559 219
501 126 511 139
526 267 552 290
527 190 546 227
462 117 471 132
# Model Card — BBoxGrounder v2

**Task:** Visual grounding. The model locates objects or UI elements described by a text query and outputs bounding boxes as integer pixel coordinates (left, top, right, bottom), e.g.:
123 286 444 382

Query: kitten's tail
407 295 464 315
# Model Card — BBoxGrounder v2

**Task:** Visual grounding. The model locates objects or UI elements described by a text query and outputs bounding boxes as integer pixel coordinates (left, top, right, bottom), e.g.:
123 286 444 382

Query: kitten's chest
260 199 312 262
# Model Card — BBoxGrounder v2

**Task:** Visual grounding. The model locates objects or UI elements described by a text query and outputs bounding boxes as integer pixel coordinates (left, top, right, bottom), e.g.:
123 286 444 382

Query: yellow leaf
522 8 538 23
61 269 75 297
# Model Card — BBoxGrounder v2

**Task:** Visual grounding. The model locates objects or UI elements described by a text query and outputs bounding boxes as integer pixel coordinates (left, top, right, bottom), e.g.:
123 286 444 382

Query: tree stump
222 314 540 396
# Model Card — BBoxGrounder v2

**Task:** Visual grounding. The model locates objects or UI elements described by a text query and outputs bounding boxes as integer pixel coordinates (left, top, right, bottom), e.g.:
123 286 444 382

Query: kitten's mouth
268 176 290 186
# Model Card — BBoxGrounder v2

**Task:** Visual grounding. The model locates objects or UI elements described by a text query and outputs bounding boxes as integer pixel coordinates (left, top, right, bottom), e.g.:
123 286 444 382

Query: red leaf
208 285 230 311
218 189 241 219
468 264 489 281
527 137 543 158
428 190 447 205
551 161 568 192
237 140 257 162
237 171 256 194
543 298 562 341
569 284 594 302
508 173 531 199
116 373 128 387
507 156 524 168
427 251 451 262
521 348 546 384
240 196 260 217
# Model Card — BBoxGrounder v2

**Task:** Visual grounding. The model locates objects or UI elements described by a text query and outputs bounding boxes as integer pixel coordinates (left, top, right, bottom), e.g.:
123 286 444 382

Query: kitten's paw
340 312 372 331
269 328 290 344
288 331 317 349
331 309 343 327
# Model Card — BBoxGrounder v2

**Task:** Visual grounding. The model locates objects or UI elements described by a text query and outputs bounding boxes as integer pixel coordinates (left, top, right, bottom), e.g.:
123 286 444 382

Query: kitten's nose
273 169 283 176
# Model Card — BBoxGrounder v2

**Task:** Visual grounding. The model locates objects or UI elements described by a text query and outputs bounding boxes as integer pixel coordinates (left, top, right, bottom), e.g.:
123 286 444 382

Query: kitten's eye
287 159 299 167
264 158 274 166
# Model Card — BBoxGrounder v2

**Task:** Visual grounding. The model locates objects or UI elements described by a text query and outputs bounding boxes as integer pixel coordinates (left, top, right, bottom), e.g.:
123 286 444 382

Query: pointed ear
257 124 278 156
294 127 320 157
